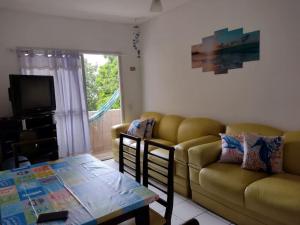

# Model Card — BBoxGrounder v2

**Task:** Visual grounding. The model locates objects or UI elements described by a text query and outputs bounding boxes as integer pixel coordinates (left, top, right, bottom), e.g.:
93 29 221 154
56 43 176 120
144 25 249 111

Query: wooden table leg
135 205 149 225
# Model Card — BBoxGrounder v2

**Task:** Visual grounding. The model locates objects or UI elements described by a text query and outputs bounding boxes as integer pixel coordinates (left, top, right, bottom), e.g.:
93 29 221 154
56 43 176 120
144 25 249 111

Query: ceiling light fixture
150 0 163 12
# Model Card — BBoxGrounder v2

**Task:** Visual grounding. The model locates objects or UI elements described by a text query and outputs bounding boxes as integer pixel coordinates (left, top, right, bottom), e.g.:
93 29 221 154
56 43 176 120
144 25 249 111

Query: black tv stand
16 111 54 119
0 112 58 165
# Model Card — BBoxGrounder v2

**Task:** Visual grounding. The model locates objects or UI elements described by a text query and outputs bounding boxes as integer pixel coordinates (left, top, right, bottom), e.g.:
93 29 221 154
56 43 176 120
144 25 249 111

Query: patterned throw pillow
127 119 148 138
219 133 244 163
144 118 155 139
242 134 284 173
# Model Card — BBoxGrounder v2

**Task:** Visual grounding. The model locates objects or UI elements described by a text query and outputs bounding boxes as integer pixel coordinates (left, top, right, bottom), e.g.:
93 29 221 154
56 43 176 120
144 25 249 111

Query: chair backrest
12 137 58 168
119 133 141 183
143 139 175 225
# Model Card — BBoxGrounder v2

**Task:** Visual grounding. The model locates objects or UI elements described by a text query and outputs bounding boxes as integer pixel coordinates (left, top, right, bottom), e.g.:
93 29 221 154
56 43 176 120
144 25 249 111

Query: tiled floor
102 159 234 225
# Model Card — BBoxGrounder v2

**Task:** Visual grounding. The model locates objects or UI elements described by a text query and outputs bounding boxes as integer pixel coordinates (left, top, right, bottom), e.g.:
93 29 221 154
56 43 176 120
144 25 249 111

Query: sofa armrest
188 140 222 170
175 135 220 163
111 123 130 139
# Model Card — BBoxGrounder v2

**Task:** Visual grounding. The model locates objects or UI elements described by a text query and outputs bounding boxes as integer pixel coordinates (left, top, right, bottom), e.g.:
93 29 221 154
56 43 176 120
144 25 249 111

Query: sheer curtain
17 48 91 157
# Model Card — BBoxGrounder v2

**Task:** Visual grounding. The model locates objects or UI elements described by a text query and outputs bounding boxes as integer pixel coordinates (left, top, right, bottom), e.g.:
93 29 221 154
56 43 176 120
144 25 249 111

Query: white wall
141 0 300 130
0 10 142 122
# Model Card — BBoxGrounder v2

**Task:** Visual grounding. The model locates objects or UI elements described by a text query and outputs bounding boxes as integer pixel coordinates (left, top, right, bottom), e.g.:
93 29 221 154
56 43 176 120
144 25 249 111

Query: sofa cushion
177 118 224 143
148 148 169 180
140 112 164 138
150 147 170 159
146 139 174 164
283 131 300 175
115 138 174 176
115 138 174 157
146 141 176 184
149 139 175 148
115 137 135 147
226 123 283 136
245 173 300 224
157 115 184 144
148 146 190 185
199 163 268 206
114 138 156 157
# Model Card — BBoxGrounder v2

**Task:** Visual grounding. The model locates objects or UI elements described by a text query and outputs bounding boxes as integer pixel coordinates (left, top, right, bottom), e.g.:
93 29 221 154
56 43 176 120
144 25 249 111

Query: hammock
88 89 120 123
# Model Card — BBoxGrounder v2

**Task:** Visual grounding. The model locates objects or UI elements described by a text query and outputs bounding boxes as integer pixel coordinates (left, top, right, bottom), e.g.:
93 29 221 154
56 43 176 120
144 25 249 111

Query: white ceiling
0 0 192 24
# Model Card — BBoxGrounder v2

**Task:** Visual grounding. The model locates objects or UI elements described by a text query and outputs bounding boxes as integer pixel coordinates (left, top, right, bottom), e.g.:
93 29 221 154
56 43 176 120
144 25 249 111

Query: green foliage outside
84 55 121 111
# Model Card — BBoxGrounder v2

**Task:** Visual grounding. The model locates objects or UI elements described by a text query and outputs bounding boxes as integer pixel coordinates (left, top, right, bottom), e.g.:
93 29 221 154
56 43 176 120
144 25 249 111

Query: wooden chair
119 133 141 183
143 139 175 225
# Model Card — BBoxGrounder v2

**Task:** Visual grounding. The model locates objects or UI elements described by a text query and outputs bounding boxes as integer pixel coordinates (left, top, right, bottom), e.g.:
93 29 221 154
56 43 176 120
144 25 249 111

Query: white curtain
17 48 91 157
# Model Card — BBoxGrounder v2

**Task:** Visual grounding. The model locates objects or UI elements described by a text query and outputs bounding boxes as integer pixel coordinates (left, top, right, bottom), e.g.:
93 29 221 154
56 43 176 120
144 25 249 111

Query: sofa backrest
226 123 283 136
226 123 300 175
157 115 184 144
140 112 164 138
283 131 300 176
177 118 225 143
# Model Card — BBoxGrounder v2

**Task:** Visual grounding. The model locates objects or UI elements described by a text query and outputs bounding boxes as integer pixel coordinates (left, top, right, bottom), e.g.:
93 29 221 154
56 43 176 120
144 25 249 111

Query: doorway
82 53 122 160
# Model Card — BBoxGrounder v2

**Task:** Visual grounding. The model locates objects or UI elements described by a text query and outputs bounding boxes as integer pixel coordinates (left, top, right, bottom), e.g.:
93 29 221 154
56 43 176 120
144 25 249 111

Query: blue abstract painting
192 28 260 74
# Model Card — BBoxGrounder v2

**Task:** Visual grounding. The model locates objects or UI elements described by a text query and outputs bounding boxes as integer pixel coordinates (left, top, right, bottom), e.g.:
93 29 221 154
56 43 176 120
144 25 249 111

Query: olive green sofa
111 112 224 197
188 123 300 225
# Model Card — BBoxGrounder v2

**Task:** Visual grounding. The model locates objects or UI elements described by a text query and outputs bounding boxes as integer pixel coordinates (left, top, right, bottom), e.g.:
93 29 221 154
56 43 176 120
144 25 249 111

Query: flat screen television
9 74 56 116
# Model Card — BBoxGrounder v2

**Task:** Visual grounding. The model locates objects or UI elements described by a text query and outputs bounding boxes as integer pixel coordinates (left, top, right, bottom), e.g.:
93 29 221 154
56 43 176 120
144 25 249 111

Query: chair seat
245 173 300 224
199 163 268 206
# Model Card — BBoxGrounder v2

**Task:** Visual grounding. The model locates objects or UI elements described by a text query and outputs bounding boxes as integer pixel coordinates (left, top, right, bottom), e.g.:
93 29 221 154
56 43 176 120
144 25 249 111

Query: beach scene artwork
192 28 260 74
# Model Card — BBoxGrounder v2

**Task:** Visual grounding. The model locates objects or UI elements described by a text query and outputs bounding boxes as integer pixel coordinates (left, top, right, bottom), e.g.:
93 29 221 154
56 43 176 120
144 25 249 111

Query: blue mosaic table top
0 154 158 225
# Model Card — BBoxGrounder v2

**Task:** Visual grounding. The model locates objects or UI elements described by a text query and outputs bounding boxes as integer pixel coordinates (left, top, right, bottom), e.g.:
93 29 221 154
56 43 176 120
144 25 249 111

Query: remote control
37 211 69 223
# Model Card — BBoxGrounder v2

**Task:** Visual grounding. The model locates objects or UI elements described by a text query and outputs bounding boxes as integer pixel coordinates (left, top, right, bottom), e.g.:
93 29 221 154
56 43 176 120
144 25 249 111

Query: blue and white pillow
219 133 244 163
127 119 148 138
242 133 284 173
144 118 155 139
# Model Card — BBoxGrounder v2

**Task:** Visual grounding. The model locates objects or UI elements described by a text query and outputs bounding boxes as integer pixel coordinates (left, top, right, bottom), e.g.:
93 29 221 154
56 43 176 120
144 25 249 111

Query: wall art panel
192 28 260 74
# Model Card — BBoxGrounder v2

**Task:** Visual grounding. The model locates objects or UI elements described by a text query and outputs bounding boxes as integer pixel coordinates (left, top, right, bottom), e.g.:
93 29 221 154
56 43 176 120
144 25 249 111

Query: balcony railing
88 109 121 158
